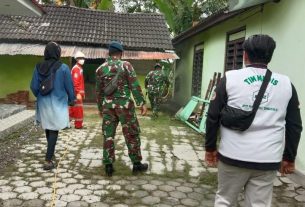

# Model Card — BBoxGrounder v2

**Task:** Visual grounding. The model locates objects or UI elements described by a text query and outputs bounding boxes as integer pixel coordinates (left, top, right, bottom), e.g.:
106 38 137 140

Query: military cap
109 41 124 52
154 63 162 69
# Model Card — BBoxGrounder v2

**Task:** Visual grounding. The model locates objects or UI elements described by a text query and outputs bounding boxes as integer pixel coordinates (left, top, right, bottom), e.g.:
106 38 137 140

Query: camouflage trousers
148 93 161 116
102 105 142 165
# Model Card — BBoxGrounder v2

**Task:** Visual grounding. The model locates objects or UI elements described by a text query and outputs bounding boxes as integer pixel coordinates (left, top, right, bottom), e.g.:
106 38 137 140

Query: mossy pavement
0 106 304 207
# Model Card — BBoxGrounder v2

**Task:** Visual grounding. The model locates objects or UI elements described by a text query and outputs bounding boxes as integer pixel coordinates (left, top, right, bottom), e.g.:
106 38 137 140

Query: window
192 43 204 96
225 28 246 71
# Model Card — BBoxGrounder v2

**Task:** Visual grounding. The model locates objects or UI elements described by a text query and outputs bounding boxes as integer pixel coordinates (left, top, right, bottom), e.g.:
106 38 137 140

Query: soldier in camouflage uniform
145 63 169 118
96 41 148 176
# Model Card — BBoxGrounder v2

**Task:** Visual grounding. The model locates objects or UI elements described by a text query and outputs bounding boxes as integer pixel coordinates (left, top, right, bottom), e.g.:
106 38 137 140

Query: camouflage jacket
145 69 168 95
96 57 145 111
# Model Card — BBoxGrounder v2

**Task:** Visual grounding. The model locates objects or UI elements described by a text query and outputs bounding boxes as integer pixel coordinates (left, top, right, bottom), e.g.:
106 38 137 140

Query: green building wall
0 55 153 104
0 55 70 100
174 0 305 172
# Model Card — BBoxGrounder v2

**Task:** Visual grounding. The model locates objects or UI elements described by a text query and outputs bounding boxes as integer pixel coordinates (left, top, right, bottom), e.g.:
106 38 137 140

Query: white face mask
78 59 85 65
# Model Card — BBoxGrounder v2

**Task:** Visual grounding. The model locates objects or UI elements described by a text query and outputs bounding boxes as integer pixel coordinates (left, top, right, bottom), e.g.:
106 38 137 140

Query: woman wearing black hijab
31 42 75 170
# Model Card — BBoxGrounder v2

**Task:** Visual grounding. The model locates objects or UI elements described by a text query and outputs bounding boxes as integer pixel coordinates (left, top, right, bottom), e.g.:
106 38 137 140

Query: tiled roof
0 5 173 51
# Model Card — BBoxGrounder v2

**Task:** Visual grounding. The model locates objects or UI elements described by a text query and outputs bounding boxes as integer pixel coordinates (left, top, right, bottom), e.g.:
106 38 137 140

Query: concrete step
0 104 27 120
0 110 35 139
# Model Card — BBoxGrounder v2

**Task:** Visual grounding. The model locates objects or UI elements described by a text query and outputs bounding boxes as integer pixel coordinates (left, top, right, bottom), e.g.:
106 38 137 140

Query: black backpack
37 64 60 96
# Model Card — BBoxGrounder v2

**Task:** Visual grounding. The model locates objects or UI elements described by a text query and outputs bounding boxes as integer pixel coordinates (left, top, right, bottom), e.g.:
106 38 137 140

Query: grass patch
199 171 218 187
90 132 103 148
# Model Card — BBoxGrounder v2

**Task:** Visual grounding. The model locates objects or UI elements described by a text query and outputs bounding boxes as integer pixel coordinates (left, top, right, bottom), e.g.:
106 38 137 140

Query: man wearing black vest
205 34 302 207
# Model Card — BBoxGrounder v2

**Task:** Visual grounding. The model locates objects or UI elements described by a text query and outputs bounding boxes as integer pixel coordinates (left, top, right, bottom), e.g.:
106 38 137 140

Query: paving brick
115 190 129 196
14 186 32 193
142 184 157 191
90 202 110 207
181 198 200 206
177 186 193 193
152 190 168 198
18 192 39 200
142 196 161 205
125 184 139 191
106 185 121 191
61 194 81 202
11 180 28 187
0 192 17 200
82 195 101 204
22 199 45 207
75 189 93 196
0 186 13 192
169 191 187 199
29 181 46 188
132 190 149 198
159 185 175 192
87 184 103 190
2 198 23 207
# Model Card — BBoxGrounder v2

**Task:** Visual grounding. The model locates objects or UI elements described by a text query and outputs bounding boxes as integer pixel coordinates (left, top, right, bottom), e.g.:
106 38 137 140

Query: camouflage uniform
96 57 146 165
145 68 168 117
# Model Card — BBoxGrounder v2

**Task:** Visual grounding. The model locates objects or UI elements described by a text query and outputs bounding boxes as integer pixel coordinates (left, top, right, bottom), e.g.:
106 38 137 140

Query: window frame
191 42 204 97
224 26 246 72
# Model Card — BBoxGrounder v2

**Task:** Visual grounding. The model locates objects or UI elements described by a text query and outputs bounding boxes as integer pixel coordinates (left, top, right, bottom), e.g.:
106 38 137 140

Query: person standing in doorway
69 51 86 129
30 42 75 170
145 63 169 118
205 34 302 207
96 40 148 176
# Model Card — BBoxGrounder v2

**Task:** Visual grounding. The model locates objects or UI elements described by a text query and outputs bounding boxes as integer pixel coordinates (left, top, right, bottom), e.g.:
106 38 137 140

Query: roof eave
0 38 173 51
172 8 253 45
0 43 179 60
0 0 45 17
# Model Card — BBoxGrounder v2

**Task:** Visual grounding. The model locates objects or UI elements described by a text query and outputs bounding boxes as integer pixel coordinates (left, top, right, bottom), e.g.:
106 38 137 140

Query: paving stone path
0 108 305 207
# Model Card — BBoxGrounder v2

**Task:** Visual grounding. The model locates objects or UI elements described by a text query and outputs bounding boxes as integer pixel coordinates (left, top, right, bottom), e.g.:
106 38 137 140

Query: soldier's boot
132 162 148 173
105 164 114 177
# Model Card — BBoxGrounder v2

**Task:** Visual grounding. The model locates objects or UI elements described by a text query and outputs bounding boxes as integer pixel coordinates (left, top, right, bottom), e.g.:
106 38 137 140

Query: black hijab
37 42 62 76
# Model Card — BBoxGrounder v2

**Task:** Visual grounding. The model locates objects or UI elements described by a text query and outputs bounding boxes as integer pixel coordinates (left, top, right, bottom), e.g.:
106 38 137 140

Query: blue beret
109 41 123 52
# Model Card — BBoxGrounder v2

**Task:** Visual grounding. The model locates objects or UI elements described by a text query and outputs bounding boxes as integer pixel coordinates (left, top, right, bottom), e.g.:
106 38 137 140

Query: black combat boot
132 162 148 173
105 164 114 177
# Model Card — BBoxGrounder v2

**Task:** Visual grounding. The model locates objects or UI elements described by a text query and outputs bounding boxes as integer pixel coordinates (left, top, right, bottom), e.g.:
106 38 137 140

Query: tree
114 0 157 13
154 0 228 35
97 0 114 11
39 0 99 8
201 0 228 16
153 0 202 35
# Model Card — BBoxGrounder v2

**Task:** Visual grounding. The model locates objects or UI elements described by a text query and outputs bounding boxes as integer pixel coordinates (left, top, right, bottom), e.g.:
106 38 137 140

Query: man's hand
280 160 295 176
76 93 82 101
205 150 218 167
98 111 103 118
140 104 148 116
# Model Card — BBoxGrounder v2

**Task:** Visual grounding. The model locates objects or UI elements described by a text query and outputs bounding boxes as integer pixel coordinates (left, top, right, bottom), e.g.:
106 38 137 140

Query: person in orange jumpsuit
69 51 85 129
